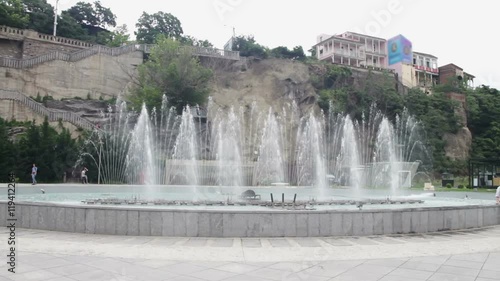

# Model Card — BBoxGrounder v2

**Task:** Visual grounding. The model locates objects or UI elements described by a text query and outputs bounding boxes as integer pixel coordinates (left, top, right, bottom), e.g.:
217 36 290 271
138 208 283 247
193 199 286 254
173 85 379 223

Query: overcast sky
54 0 499 89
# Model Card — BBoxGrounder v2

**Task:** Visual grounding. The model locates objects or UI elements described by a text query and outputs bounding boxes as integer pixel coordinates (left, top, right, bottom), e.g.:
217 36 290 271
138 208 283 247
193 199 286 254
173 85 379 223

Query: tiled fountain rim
4 200 499 213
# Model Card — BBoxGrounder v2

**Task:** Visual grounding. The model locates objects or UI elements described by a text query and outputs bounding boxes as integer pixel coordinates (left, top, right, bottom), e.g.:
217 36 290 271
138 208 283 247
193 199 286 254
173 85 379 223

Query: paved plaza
0 226 499 281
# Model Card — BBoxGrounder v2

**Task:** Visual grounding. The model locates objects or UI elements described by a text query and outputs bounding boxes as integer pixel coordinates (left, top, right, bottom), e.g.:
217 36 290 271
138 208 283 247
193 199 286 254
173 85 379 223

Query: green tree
56 10 88 40
135 11 183 44
0 0 29 28
23 0 54 34
180 35 213 48
61 0 116 44
106 24 130 47
467 85 500 158
0 119 18 181
232 35 269 58
65 1 116 30
130 35 212 113
270 46 305 60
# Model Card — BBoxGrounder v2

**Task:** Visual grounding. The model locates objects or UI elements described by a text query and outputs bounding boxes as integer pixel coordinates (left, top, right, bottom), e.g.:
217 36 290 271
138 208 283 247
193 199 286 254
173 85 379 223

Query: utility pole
53 0 59 36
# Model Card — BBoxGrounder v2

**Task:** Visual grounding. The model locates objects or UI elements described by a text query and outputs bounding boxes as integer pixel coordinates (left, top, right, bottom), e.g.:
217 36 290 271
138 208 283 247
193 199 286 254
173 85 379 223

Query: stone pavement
0 226 499 281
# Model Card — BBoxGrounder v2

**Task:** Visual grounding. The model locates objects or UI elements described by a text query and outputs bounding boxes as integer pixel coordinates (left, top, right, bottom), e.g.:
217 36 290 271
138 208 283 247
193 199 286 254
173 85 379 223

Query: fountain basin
1 185 499 237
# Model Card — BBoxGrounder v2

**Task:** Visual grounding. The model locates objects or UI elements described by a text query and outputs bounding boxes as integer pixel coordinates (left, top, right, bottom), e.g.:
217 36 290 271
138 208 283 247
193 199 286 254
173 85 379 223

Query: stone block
457 209 466 229
19 205 30 228
465 208 478 229
373 212 384 235
402 212 411 233
319 213 331 236
248 213 272 237
139 211 151 236
104 210 116 235
29 206 39 229
296 213 308 237
74 209 85 233
95 209 106 234
185 212 199 237
64 208 75 232
477 208 484 227
362 212 374 236
444 210 458 230
161 212 174 236
383 212 394 234
46 207 57 231
272 213 286 237
342 213 353 236
173 212 186 236
352 213 364 236
150 211 162 236
330 213 343 236
85 209 96 234
127 211 139 236
115 211 128 235
392 212 403 234
308 213 320 237
54 207 66 232
223 213 247 237
210 213 223 237
283 214 297 237
428 210 444 232
197 212 210 237
412 211 428 233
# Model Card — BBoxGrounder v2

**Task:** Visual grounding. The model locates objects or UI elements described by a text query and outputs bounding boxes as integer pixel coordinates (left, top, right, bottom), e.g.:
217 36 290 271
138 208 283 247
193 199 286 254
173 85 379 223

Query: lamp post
53 0 59 36
98 139 103 184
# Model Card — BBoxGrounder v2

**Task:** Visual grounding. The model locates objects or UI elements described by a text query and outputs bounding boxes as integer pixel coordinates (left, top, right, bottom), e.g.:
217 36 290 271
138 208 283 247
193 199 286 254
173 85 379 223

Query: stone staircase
0 42 240 69
0 89 96 130
0 44 148 69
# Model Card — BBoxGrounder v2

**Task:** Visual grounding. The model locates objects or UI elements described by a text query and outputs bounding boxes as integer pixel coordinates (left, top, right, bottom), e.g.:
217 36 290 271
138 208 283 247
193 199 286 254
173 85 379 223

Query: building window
426 61 430 68
413 58 416 65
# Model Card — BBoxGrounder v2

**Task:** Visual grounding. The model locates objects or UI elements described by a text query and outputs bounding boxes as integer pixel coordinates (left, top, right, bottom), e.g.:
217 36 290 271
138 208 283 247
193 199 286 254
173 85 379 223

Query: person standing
31 163 37 185
81 167 88 184
496 186 500 205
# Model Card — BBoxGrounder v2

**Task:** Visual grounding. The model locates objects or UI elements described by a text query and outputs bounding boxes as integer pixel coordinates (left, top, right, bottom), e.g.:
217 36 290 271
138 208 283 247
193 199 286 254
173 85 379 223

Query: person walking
81 167 88 184
31 163 37 185
496 185 500 205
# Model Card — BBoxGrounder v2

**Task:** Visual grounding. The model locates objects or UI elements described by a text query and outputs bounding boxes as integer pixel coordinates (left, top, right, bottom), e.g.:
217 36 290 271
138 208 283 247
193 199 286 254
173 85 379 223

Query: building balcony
414 65 439 75
319 49 365 60
365 49 387 56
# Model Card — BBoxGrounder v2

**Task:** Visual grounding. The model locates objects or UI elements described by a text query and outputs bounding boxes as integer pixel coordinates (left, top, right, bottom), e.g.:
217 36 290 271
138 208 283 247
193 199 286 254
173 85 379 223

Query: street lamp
53 0 59 36
98 138 103 184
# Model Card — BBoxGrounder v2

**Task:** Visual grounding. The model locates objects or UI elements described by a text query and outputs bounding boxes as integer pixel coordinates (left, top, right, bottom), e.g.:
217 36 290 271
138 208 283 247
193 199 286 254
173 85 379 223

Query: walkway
0 226 499 280
0 90 96 131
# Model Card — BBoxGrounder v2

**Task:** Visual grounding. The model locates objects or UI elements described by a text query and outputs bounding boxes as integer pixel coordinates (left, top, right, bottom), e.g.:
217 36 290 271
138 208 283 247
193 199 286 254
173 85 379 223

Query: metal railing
0 44 144 69
0 90 95 130
0 44 240 69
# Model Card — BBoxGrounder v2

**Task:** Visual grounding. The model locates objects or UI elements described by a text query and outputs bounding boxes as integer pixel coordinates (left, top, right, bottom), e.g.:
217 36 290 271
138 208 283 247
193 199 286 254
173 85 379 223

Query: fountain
2 97 499 237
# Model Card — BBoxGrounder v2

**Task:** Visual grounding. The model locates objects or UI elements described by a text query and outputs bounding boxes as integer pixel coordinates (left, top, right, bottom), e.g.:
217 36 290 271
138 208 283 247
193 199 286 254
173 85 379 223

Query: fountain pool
1 184 498 237
3 98 498 237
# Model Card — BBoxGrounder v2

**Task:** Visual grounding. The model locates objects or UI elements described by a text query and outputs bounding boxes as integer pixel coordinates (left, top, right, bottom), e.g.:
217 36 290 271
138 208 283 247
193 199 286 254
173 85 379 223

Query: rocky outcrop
208 58 319 115
443 127 472 161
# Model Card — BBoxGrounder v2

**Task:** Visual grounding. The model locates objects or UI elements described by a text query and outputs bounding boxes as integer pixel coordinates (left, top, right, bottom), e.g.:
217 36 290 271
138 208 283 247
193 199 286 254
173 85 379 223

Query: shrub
458 185 464 189
446 183 452 188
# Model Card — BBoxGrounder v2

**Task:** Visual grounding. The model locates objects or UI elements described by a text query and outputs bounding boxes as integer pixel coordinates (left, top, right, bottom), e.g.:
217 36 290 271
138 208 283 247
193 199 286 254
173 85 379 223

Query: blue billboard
388 35 412 65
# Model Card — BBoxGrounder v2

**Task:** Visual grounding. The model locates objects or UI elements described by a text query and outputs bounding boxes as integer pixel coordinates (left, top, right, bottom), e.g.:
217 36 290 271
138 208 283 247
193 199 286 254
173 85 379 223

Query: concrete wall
22 38 83 58
0 201 498 237
0 25 94 58
0 38 22 58
0 51 143 100
0 100 81 138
